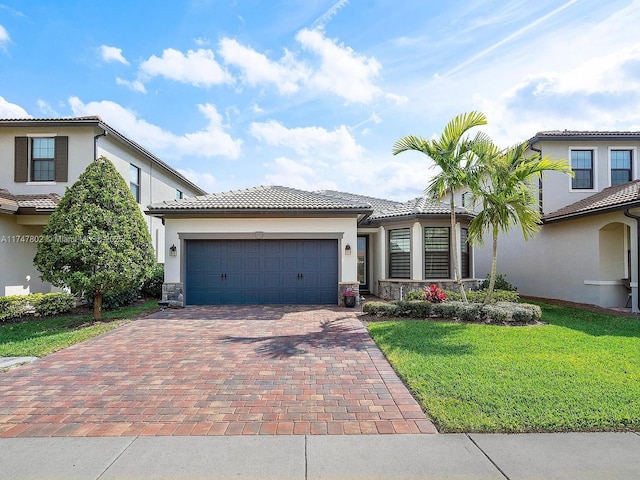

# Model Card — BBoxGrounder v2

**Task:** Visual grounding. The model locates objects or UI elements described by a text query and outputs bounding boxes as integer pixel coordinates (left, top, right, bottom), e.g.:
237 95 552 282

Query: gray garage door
185 239 338 305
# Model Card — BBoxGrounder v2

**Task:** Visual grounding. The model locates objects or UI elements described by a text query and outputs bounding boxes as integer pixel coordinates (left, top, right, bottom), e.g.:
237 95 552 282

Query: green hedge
363 299 541 325
403 288 520 303
0 292 75 322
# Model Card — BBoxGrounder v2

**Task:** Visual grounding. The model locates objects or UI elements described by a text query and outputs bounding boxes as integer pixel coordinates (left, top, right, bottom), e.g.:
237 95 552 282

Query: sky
1 0 640 201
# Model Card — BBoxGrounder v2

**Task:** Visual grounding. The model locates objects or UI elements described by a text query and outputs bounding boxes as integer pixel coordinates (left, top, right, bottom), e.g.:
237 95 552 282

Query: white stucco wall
536 140 640 215
474 211 634 308
163 216 359 285
0 123 205 296
0 216 52 295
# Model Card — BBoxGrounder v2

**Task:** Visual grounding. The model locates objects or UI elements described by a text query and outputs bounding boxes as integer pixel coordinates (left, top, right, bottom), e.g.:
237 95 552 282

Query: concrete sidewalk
1 432 639 479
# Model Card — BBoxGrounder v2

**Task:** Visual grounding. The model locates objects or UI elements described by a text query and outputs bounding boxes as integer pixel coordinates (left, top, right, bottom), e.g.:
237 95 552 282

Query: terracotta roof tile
15 193 61 211
369 196 467 221
0 189 61 214
147 185 373 212
0 189 19 213
544 180 640 222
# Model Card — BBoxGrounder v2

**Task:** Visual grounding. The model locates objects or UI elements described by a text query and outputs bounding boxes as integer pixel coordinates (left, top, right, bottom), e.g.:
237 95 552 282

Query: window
571 150 594 189
461 191 474 209
14 136 68 183
460 228 470 278
611 150 632 186
130 164 140 203
389 228 410 278
176 189 183 200
31 138 55 181
424 227 450 279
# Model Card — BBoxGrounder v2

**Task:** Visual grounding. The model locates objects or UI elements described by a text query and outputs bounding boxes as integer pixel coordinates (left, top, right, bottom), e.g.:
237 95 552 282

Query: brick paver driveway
0 306 437 437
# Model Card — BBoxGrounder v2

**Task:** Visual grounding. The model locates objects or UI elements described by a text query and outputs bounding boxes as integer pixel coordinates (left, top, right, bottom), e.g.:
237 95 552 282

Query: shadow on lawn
220 317 369 359
531 301 640 338
367 320 475 357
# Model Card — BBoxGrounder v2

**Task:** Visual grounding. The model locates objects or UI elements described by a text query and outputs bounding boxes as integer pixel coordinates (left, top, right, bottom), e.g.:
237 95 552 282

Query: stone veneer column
161 283 184 307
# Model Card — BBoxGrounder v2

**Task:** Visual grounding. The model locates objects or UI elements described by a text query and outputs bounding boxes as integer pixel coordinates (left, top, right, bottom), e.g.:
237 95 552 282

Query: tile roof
369 196 470 221
315 190 403 215
147 185 374 213
0 189 61 214
530 130 640 143
544 180 640 222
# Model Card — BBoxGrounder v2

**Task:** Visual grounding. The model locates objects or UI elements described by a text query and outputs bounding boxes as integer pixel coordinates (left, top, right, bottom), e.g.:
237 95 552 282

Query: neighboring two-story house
0 117 206 296
474 131 640 312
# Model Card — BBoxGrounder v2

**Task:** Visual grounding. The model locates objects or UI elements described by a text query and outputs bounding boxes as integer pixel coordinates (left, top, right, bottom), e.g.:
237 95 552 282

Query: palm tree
467 140 572 303
392 111 488 302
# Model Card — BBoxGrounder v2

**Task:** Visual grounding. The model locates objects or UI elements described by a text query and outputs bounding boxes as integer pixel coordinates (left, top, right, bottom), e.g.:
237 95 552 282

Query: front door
357 236 369 293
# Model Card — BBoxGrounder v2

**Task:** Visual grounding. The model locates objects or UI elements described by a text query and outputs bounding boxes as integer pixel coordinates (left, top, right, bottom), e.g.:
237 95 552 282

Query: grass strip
0 300 159 358
367 302 640 433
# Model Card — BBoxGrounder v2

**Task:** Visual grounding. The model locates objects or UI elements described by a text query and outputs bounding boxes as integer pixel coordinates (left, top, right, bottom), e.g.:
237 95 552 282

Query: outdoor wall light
345 244 352 255
169 244 177 256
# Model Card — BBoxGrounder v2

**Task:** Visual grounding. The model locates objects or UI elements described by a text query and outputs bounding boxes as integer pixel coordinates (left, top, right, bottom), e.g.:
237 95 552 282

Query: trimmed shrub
84 287 139 311
0 292 74 321
0 295 30 321
456 302 483 322
404 289 426 301
481 302 542 324
480 274 517 291
32 293 74 317
141 263 164 298
445 289 520 303
362 301 400 317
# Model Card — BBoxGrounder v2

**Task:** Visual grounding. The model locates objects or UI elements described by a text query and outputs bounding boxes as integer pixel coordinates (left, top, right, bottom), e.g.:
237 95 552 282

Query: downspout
530 142 544 214
94 129 107 160
623 208 640 311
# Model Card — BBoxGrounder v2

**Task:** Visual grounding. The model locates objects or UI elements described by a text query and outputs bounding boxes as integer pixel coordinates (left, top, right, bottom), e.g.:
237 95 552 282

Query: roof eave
543 201 640 224
145 207 373 217
530 133 640 145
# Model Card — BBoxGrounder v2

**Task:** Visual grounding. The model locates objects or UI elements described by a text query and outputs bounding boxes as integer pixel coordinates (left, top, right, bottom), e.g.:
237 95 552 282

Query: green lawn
367 302 640 433
0 300 159 358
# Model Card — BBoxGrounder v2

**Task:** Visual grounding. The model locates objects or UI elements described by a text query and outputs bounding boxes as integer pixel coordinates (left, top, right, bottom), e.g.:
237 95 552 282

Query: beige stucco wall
0 216 52 295
163 216 359 285
0 124 205 296
474 211 635 308
535 140 640 215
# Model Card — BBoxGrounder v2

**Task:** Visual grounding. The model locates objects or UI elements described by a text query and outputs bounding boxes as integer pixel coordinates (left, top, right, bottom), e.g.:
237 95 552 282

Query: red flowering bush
424 284 447 303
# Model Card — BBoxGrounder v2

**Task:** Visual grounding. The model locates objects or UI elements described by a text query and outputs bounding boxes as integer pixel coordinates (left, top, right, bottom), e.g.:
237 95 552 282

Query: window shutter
54 136 68 182
14 137 28 182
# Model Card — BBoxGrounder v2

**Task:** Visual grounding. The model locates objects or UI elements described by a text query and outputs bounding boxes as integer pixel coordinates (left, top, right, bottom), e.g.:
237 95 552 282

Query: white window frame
608 146 637 187
25 133 58 184
130 164 141 203
569 146 598 192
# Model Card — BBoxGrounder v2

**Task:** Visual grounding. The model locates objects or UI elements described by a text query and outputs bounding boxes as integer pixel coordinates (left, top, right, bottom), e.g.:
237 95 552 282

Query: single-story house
146 185 478 306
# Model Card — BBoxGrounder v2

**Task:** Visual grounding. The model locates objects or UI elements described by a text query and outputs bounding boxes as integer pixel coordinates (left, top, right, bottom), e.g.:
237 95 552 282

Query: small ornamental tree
34 156 155 320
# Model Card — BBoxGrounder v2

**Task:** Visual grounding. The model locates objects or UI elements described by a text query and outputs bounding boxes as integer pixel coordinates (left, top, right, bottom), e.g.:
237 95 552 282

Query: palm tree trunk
484 226 499 304
450 190 468 302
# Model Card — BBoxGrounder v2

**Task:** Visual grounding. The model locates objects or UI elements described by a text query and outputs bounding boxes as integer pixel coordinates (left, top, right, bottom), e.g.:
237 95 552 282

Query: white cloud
0 24 9 44
249 120 362 160
296 28 382 104
139 48 232 86
68 97 242 160
263 156 338 191
0 96 29 117
177 168 216 193
37 99 57 116
99 45 129 65
116 77 147 93
218 38 308 95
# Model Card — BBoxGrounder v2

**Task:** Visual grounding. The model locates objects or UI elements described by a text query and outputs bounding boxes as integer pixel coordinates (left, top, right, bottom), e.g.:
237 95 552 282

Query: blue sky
1 0 640 200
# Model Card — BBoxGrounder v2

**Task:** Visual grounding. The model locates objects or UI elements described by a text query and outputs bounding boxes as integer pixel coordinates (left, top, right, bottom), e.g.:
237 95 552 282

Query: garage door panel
185 239 337 305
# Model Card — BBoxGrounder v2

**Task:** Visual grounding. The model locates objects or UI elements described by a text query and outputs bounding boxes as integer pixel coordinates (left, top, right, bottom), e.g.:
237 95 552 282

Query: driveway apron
0 306 437 437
